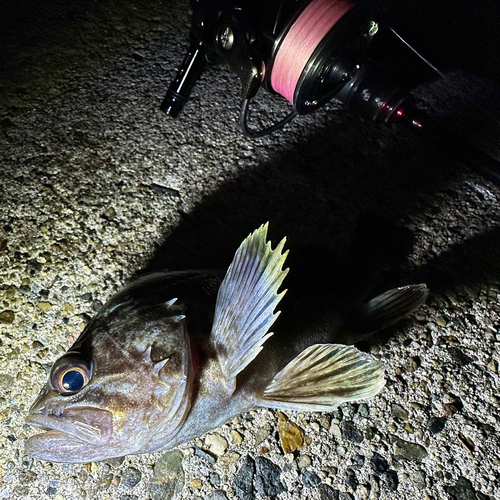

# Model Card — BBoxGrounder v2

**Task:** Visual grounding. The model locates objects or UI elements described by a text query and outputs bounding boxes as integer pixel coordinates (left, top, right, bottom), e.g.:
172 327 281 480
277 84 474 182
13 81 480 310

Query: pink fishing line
270 0 355 105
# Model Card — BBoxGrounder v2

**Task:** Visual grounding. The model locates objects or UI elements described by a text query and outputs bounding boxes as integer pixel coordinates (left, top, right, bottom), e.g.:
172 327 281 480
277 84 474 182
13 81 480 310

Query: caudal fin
347 284 428 340
259 344 384 412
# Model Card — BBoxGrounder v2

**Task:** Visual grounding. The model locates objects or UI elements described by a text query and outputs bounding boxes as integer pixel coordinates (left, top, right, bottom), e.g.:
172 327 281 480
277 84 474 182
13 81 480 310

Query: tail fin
348 284 428 340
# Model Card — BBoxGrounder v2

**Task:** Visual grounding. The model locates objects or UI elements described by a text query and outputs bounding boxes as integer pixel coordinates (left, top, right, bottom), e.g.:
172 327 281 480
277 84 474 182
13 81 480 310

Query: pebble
385 470 399 491
445 476 489 500
38 302 53 312
205 491 228 500
303 470 321 488
255 456 286 497
205 434 228 456
318 484 340 500
391 404 409 421
357 484 370 499
233 455 255 500
120 467 142 490
393 438 428 461
254 423 271 444
329 422 342 442
0 310 15 324
436 316 447 327
427 417 447 434
194 446 217 465
341 421 364 443
230 430 243 445
190 478 203 489
218 452 241 467
370 453 389 474
345 469 358 491
148 449 185 500
277 411 307 453
297 455 312 469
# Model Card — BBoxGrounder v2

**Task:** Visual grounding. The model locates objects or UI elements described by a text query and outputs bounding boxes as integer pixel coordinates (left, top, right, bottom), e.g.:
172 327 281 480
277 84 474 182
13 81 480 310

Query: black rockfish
26 224 427 462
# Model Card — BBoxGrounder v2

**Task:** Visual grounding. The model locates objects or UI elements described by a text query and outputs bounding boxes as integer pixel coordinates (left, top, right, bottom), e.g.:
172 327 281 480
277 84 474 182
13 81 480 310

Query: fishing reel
161 0 437 137
161 0 500 183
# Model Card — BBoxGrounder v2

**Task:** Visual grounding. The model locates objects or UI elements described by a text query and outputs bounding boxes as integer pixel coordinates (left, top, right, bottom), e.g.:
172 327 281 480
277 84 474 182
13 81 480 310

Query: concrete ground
1 0 499 499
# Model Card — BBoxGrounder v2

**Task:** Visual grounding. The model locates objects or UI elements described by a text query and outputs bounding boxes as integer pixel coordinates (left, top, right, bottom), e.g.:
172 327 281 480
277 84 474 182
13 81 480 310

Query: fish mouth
26 407 113 447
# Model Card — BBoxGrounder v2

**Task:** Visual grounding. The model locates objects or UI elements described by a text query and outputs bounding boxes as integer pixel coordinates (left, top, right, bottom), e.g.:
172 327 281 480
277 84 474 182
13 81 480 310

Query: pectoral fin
260 344 385 411
211 223 289 394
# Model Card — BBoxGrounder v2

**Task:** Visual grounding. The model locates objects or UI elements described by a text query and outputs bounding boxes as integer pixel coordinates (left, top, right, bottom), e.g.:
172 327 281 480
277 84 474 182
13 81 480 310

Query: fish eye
50 352 92 396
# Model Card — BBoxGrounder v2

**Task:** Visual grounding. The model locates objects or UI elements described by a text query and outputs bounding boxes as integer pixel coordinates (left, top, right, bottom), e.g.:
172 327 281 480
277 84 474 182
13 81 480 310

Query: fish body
26 224 428 463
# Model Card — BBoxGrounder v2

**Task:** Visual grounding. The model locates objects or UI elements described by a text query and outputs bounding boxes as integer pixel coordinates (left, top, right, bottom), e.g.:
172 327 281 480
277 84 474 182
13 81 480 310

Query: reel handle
161 38 206 118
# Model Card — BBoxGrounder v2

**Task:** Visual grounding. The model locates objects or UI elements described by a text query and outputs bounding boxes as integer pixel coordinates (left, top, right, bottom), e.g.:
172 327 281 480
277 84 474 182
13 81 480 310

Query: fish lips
25 407 113 461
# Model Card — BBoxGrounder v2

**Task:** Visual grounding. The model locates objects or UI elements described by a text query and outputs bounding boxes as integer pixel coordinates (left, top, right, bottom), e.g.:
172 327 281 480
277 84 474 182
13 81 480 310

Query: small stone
394 438 428 461
218 452 240 467
0 310 15 324
254 423 271 444
445 476 488 500
233 455 255 500
303 470 321 488
190 478 202 489
427 417 447 434
356 484 370 500
205 434 228 456
205 491 228 500
209 473 221 487
297 455 312 469
98 473 113 489
230 430 243 445
436 316 447 327
410 471 426 489
255 456 286 497
443 397 464 416
391 404 409 421
83 462 99 473
194 446 216 465
318 484 340 500
370 453 389 474
38 302 53 312
121 467 142 489
357 404 369 417
487 359 498 373
345 469 358 491
149 449 185 500
340 421 363 443
277 411 307 453
385 470 399 491
449 347 473 366
103 207 117 220
330 423 342 440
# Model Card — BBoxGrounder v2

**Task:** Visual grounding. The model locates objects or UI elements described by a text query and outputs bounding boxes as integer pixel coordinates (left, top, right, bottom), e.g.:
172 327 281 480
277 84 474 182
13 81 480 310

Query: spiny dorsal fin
260 344 385 411
210 223 289 394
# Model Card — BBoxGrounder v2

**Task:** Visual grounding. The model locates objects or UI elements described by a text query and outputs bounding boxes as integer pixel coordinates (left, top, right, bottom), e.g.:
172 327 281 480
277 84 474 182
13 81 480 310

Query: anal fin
260 344 385 411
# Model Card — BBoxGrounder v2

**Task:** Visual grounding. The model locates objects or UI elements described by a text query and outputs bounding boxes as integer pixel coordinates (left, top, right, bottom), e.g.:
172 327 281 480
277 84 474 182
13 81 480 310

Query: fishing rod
160 0 500 185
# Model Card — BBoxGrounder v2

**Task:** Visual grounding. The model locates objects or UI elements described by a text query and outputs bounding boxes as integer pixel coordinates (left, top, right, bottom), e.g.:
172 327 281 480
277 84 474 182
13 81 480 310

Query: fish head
25 298 193 462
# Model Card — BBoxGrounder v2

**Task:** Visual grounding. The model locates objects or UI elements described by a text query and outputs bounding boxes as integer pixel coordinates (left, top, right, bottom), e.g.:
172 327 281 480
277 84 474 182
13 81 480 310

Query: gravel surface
1 1 500 499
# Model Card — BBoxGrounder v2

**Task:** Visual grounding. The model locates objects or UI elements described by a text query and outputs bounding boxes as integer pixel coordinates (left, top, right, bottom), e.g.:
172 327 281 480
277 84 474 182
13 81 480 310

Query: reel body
162 0 438 133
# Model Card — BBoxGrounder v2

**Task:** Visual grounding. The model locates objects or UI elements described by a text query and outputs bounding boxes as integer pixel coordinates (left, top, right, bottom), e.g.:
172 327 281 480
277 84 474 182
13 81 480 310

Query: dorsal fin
210 223 289 394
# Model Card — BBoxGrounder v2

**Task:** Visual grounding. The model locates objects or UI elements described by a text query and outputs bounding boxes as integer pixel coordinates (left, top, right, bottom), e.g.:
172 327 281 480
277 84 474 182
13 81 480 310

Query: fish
25 223 428 463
